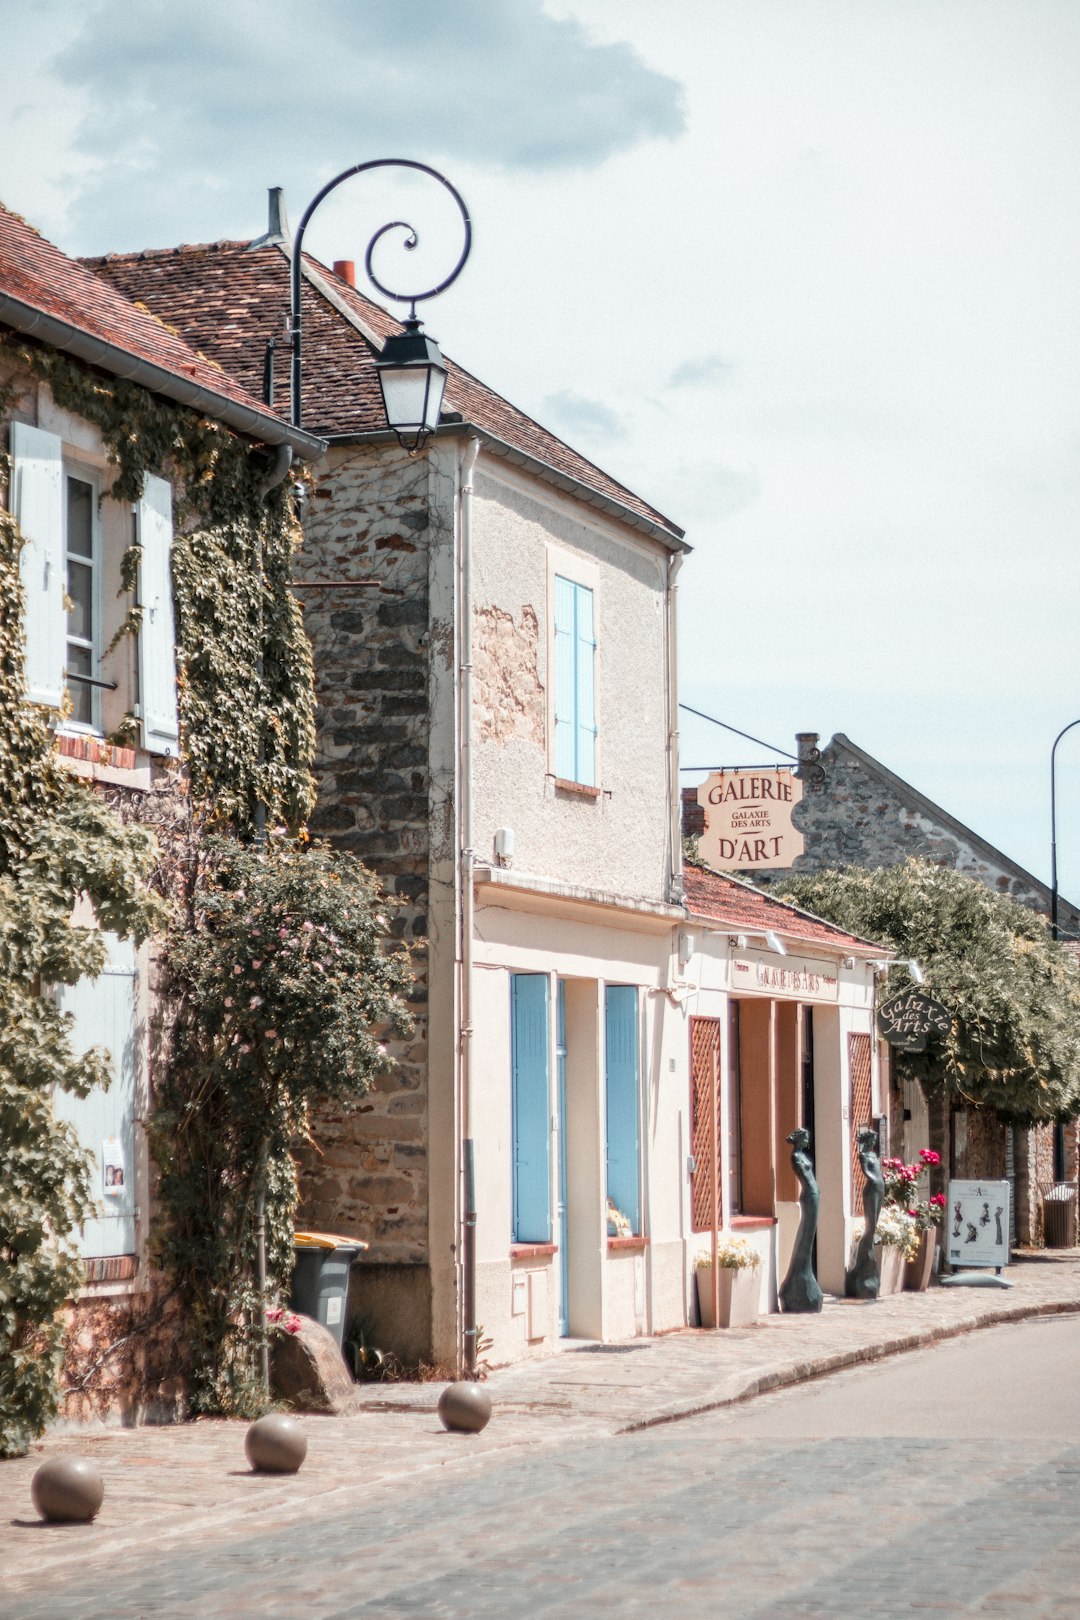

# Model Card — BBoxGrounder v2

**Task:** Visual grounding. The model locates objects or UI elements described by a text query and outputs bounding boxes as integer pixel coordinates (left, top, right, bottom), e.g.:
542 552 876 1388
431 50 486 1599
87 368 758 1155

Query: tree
777 860 1080 1123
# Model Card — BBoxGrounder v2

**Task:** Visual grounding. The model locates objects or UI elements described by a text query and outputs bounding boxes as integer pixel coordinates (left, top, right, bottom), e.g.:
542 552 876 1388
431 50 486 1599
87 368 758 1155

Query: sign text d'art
696 768 804 871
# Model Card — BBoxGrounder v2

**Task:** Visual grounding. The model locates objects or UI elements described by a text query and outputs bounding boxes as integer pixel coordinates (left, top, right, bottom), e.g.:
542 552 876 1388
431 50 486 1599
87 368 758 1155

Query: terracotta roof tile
83 239 683 543
0 205 280 427
683 863 885 955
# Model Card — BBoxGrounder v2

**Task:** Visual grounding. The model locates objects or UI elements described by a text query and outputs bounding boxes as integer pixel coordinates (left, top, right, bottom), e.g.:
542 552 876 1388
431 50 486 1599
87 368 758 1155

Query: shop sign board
731 953 839 1003
696 768 804 871
877 987 952 1051
947 1179 1010 1269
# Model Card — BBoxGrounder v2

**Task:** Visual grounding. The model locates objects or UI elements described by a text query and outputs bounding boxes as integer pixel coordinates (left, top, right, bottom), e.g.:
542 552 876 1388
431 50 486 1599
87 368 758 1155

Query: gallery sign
877 987 952 1052
695 768 804 871
731 953 839 1003
946 1179 1010 1270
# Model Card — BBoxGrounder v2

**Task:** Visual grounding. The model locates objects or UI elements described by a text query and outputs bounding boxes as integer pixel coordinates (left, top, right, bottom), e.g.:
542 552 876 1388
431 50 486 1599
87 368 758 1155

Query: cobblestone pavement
1 1251 1078 1615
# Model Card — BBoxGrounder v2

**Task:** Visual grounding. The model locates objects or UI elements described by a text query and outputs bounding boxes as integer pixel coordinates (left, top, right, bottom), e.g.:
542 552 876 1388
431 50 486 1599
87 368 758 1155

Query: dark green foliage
153 837 413 1414
777 860 1080 1122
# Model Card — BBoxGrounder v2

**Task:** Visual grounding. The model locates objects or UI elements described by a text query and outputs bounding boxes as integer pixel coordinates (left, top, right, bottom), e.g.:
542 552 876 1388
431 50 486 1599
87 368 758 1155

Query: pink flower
266 1307 283 1323
285 1315 302 1335
920 1149 941 1166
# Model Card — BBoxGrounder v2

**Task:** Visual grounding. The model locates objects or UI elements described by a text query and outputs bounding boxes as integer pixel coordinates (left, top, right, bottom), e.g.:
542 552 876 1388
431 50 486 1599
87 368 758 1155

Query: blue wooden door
54 934 138 1258
511 973 551 1243
605 985 640 1235
556 980 569 1335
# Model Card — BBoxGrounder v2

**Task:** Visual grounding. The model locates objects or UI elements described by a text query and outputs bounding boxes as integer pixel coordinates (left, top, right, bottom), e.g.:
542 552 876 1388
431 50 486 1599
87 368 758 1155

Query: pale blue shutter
511 973 551 1243
605 985 640 1234
137 474 180 754
11 422 65 708
553 576 576 780
53 935 139 1258
574 583 596 787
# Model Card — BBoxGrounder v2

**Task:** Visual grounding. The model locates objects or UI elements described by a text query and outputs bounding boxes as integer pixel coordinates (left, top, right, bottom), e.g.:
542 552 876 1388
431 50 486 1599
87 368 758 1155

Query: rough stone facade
290 442 441 1358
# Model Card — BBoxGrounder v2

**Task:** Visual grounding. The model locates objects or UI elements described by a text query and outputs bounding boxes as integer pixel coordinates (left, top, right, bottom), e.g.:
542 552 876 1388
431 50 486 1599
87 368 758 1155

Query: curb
617 1296 1080 1434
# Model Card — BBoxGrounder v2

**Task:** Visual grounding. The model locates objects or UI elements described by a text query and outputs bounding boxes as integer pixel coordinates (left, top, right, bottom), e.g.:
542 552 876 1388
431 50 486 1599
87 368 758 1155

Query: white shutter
54 934 139 1259
136 473 179 754
11 421 65 708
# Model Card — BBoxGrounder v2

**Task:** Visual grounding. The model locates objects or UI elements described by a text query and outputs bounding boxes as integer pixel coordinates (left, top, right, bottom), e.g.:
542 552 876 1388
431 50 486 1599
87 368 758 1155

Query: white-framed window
548 549 599 788
64 465 102 731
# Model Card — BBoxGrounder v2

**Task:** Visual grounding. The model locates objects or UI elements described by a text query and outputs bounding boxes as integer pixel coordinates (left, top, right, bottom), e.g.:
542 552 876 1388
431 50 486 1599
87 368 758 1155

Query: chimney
333 260 356 287
794 732 826 789
247 187 290 252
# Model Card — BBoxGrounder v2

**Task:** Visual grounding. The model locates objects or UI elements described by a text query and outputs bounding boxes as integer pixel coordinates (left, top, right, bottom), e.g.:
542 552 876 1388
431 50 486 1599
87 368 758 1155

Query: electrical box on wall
526 1269 548 1341
511 1276 526 1317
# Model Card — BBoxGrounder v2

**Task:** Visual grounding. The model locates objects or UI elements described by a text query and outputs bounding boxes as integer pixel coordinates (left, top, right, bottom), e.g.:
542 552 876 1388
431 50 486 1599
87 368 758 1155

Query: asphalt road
7 1316 1080 1619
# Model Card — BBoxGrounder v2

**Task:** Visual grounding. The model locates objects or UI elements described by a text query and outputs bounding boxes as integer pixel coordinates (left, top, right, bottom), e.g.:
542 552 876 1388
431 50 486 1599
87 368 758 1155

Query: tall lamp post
288 158 472 444
1050 719 1080 942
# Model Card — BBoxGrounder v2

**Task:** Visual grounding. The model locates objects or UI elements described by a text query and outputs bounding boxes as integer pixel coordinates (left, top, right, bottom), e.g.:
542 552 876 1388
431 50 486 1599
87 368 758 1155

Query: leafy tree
777 860 1080 1123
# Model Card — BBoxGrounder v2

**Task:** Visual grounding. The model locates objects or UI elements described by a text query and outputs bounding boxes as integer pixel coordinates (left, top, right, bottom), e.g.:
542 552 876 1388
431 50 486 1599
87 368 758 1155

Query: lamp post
1050 719 1080 941
288 159 471 447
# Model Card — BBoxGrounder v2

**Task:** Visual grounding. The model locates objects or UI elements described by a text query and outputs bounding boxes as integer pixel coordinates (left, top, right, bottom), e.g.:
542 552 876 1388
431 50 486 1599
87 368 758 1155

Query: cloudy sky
2 0 1078 900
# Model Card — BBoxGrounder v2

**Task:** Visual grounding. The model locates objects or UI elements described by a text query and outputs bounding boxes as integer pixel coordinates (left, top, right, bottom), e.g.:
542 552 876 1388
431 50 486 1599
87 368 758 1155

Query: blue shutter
553 576 576 780
574 583 597 787
605 985 640 1234
511 973 551 1243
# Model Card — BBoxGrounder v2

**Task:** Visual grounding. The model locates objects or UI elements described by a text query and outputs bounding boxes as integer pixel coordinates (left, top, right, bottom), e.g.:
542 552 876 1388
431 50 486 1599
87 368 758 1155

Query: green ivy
776 859 1080 1122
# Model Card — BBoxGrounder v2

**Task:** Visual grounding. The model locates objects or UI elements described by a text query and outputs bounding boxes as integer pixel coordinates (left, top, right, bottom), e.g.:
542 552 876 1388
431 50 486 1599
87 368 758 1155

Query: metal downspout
458 435 481 1373
666 552 684 902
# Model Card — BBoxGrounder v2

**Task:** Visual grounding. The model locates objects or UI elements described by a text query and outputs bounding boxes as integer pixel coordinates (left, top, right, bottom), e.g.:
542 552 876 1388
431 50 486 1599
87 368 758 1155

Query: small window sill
510 1242 558 1261
82 1254 139 1285
553 777 601 800
607 1236 648 1253
55 732 152 790
729 1215 777 1230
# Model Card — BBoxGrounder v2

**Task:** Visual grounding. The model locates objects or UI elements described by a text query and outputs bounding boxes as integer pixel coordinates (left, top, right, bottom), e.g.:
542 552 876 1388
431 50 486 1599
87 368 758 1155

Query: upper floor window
553 574 597 787
65 469 101 730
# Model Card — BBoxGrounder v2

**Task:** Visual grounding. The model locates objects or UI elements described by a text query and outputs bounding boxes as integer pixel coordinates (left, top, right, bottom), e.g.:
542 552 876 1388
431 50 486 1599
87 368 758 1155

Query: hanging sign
695 768 804 871
947 1179 1010 1269
877 987 951 1051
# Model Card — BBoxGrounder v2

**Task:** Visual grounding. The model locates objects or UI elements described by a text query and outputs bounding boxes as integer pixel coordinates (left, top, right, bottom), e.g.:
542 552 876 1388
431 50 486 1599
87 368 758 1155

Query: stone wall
290 443 437 1337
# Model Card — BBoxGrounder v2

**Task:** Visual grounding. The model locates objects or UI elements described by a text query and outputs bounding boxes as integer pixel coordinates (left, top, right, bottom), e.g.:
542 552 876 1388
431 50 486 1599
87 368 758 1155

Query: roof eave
326 420 689 553
0 291 326 461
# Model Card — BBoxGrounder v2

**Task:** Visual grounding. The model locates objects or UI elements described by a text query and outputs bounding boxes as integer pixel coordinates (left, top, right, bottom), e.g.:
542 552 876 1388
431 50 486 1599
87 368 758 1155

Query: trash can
289 1231 368 1348
1041 1183 1078 1249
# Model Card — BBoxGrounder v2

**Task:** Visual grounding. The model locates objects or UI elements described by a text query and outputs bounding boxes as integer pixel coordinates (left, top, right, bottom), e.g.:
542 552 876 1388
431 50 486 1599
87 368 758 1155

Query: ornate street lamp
288 159 471 450
1050 718 1080 941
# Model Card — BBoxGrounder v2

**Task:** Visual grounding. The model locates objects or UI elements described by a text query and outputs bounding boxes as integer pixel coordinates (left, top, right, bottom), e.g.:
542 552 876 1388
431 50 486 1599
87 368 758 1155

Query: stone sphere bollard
31 1457 105 1523
437 1381 492 1434
244 1413 308 1474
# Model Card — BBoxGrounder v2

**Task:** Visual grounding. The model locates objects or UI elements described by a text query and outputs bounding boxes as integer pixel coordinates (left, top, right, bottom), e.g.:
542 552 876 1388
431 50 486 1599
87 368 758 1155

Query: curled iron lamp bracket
289 159 472 430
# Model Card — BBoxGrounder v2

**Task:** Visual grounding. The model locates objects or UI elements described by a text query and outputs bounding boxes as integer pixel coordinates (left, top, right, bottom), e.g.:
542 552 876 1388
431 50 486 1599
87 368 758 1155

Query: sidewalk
3 1251 1078 1596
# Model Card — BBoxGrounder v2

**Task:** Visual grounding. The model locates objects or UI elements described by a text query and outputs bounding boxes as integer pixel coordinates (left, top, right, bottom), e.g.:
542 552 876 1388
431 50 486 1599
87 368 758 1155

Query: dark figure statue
780 1128 823 1313
845 1126 884 1299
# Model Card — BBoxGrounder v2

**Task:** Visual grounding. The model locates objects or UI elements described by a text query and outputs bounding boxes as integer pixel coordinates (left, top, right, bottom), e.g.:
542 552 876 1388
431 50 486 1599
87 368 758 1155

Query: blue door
557 980 569 1335
511 974 551 1243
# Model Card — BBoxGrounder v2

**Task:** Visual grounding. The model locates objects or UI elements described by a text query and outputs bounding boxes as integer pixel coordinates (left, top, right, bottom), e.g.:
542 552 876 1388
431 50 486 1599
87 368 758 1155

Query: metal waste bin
1041 1183 1078 1249
289 1231 368 1348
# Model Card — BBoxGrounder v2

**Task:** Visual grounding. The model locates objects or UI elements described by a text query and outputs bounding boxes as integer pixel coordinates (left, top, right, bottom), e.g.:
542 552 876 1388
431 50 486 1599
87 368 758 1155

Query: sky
1 0 1078 900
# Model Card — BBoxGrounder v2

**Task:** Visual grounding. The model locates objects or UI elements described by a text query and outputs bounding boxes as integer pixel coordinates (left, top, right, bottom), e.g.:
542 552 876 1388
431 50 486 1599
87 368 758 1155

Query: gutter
0 292 326 461
458 434 481 1374
326 421 688 555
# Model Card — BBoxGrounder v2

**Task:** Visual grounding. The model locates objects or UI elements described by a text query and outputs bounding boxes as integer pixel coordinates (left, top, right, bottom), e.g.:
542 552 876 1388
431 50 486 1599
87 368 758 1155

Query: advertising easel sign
947 1179 1009 1269
695 768 804 871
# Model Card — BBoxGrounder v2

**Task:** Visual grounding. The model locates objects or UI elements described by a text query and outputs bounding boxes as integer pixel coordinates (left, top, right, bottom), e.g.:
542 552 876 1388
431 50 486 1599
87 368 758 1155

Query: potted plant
883 1150 946 1291
872 1203 920 1294
695 1236 761 1329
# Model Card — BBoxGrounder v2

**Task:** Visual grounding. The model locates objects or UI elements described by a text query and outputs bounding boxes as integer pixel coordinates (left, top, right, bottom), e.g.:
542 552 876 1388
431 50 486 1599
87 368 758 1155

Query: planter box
904 1227 937 1291
873 1243 906 1297
696 1265 760 1329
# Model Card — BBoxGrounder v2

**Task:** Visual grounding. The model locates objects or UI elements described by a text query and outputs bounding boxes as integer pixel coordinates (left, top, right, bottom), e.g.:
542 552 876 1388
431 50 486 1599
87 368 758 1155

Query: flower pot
904 1227 937 1291
873 1243 906 1296
696 1265 760 1329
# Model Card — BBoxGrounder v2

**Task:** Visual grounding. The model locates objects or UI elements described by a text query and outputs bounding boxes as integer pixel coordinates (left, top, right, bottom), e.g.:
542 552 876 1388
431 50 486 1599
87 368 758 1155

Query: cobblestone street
2 1254 1079 1617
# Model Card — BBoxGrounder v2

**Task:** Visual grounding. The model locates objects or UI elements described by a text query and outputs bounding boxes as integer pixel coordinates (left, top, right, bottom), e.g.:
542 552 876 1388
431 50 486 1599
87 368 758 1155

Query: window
553 574 597 786
511 973 551 1243
605 984 640 1234
64 470 101 730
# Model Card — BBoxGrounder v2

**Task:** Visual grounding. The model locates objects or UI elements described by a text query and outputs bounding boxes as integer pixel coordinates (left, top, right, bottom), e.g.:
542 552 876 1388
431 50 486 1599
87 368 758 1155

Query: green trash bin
289 1232 368 1348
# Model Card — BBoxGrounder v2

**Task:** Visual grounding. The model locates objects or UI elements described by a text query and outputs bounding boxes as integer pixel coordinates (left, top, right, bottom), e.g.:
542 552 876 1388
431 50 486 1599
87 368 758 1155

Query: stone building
92 199 888 1364
697 731 1080 1245
0 201 323 1424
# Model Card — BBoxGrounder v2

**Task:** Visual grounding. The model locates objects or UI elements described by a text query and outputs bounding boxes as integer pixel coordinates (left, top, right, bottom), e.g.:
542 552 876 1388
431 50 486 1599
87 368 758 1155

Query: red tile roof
683 864 885 955
83 239 684 545
0 204 316 450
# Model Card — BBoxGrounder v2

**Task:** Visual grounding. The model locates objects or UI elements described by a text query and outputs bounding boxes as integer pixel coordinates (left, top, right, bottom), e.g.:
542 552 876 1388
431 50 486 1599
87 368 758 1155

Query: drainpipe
665 552 684 902
458 434 481 1373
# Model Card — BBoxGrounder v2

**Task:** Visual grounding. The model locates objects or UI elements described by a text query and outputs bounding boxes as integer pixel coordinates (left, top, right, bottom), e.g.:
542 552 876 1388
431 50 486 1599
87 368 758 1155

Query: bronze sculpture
780 1128 823 1313
845 1125 884 1299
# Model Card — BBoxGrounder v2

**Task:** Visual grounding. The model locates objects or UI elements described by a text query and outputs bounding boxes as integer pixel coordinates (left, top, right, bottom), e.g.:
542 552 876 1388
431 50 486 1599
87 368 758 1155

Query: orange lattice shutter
690 1017 722 1233
849 1032 873 1204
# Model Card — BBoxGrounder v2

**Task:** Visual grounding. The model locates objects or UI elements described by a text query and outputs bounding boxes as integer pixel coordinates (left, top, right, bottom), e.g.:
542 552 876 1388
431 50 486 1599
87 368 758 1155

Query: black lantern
375 319 448 451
